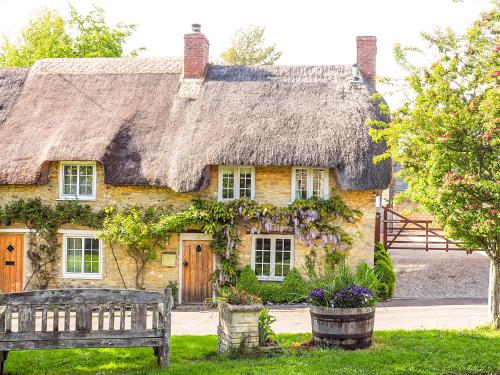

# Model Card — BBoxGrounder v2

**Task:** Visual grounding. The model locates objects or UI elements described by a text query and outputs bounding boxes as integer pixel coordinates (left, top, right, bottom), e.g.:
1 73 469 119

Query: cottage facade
0 26 391 303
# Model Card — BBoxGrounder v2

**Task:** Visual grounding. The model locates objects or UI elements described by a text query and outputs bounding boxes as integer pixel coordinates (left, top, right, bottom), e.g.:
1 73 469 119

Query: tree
370 6 499 327
0 5 140 67
220 26 282 65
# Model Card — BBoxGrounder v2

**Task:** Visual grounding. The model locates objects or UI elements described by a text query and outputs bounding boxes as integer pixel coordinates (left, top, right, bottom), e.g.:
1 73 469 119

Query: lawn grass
5 327 500 375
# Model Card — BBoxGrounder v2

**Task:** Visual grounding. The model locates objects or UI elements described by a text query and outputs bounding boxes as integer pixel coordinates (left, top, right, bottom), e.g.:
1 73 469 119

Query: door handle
183 260 189 267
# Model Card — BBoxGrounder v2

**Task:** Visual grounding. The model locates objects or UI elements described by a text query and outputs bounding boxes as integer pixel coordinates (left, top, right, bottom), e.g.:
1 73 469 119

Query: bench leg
0 351 9 375
156 345 170 368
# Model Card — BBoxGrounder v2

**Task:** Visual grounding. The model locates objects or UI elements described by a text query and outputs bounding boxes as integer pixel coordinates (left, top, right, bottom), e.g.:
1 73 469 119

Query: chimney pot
191 23 201 33
356 36 377 87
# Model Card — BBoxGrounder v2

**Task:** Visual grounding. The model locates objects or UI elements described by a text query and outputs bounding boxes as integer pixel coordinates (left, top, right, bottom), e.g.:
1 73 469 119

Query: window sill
61 274 102 280
57 197 96 202
257 276 284 282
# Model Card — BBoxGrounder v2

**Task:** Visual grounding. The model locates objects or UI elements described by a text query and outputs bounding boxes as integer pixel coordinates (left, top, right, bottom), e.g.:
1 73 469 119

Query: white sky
0 0 493 106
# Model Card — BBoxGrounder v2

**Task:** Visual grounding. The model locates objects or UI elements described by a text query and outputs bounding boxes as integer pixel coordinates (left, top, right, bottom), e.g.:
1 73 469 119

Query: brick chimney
356 36 377 86
184 24 209 79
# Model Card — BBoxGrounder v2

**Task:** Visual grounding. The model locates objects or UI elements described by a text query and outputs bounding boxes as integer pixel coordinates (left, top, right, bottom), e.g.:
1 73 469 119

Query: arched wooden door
182 240 213 304
0 234 24 292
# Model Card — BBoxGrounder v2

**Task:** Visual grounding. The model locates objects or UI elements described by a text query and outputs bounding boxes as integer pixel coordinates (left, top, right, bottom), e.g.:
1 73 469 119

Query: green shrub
236 265 260 295
281 268 308 303
259 283 284 303
237 266 308 304
374 242 396 300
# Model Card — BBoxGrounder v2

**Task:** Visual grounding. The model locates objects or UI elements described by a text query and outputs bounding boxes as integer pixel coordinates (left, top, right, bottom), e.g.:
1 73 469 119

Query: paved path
390 248 489 299
171 299 489 335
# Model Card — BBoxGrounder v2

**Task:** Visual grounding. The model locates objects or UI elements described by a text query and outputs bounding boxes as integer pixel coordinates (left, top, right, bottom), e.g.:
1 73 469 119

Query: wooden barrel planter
310 306 375 349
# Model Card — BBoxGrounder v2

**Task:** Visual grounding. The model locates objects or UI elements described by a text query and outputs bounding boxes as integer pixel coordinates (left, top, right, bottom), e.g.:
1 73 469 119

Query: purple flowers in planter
332 285 375 308
308 284 376 308
310 288 325 299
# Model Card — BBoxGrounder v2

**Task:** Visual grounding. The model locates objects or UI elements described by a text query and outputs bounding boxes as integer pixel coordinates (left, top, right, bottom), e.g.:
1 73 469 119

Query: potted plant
217 287 263 353
308 263 379 349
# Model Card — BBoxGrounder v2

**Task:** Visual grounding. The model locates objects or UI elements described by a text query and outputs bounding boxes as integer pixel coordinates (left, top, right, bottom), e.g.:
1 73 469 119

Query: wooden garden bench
0 288 172 374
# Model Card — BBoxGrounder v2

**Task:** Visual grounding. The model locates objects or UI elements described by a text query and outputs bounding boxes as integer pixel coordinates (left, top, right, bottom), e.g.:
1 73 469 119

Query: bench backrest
0 288 172 351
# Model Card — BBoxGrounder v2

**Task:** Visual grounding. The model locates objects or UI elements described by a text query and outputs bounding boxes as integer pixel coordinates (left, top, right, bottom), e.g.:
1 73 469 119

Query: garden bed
4 328 499 374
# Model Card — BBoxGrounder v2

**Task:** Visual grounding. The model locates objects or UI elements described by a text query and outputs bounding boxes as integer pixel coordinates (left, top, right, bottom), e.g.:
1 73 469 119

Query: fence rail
376 206 473 253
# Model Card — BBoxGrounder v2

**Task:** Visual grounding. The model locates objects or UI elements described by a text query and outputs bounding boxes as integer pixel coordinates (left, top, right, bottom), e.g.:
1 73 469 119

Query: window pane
239 168 252 198
222 168 235 199
66 237 82 273
275 263 283 277
312 169 326 198
295 169 308 199
63 165 78 195
84 238 100 274
254 237 271 277
262 264 271 276
263 239 271 251
79 165 94 196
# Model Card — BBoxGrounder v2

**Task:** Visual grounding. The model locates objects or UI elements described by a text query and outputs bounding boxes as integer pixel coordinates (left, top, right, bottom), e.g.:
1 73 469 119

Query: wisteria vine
156 189 361 289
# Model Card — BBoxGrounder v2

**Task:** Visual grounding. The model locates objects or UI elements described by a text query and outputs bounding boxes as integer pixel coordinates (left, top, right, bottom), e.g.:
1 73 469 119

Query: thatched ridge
0 57 391 191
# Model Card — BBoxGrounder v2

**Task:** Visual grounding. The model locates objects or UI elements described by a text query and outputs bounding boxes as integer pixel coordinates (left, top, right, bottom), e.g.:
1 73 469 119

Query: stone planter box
310 305 375 349
217 302 262 353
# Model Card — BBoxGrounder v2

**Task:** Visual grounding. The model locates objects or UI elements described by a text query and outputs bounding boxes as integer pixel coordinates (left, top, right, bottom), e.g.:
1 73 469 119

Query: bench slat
19 305 35 333
109 304 115 331
0 289 163 305
97 306 104 331
119 305 125 331
64 305 71 332
4 306 11 333
41 308 48 333
0 329 164 342
76 305 92 332
0 337 164 351
53 306 59 332
152 304 158 330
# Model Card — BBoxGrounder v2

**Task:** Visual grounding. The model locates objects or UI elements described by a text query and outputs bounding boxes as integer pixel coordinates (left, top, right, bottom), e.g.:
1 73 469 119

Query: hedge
237 266 308 304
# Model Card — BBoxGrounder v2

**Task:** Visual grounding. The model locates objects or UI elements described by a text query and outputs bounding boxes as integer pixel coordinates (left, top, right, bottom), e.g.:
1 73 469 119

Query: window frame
62 232 103 280
291 167 329 201
58 161 97 200
251 234 295 282
217 166 255 201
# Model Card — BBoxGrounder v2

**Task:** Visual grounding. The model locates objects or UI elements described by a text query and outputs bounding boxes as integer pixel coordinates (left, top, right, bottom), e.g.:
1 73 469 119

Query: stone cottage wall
0 162 376 291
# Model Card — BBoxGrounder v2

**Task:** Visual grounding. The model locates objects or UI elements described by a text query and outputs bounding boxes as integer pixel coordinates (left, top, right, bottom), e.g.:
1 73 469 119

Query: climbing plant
98 207 171 289
0 199 104 289
156 189 361 289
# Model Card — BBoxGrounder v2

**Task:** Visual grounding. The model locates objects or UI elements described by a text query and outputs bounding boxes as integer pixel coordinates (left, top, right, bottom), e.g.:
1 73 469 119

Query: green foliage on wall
98 207 171 289
156 190 361 290
0 199 104 289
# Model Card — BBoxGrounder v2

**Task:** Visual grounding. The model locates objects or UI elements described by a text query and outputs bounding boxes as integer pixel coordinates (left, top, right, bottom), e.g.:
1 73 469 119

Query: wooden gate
0 235 24 293
378 206 472 252
182 240 213 304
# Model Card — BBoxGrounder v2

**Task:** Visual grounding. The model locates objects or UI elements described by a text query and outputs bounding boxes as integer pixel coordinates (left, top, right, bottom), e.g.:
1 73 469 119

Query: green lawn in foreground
5 328 500 375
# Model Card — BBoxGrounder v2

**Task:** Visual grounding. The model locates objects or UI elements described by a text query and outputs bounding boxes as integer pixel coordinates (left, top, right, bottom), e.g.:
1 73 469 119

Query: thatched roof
0 57 391 191
0 68 28 125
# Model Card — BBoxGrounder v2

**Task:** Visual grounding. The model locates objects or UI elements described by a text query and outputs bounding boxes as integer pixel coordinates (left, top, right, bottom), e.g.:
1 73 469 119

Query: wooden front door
0 234 24 293
182 240 213 304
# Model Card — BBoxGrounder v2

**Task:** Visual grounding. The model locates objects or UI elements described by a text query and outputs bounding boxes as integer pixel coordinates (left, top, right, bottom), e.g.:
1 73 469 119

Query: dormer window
218 166 255 201
291 167 329 200
59 162 96 200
